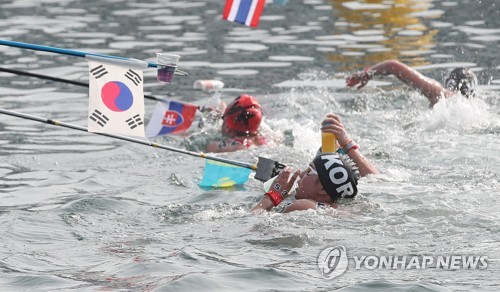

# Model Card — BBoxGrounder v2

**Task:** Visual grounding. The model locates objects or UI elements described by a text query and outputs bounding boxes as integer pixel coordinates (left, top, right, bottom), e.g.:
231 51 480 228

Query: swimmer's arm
338 136 379 177
200 100 227 116
281 199 318 213
343 147 380 177
323 114 380 177
251 198 318 213
368 60 452 107
250 195 275 213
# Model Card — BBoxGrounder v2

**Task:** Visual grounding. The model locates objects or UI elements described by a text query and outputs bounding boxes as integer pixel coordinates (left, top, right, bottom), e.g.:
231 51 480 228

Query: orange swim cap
223 94 262 136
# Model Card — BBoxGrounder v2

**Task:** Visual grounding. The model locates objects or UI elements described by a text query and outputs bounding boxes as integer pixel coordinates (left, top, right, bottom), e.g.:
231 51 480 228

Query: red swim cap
223 94 262 136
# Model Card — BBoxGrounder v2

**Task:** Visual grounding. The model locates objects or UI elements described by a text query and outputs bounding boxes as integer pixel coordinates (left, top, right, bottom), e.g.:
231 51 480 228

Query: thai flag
145 100 198 137
222 0 266 28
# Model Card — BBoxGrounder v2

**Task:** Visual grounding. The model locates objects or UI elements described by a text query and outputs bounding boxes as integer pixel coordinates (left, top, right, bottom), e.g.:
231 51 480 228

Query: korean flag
87 55 148 137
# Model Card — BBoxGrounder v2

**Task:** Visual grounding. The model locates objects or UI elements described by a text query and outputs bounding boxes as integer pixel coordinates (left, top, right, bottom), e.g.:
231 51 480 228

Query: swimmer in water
205 94 267 153
251 114 379 213
346 59 478 108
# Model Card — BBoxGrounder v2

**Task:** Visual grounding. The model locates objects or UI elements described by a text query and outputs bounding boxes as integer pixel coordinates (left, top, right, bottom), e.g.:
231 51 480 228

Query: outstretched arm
321 114 379 177
346 59 453 107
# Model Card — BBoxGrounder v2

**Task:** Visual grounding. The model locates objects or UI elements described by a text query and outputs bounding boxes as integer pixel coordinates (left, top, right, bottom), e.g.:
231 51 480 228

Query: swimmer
205 94 267 153
251 114 379 213
346 59 478 107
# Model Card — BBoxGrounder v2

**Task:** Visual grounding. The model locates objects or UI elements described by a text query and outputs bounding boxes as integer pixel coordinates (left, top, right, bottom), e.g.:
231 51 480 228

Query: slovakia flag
145 100 198 138
222 0 265 28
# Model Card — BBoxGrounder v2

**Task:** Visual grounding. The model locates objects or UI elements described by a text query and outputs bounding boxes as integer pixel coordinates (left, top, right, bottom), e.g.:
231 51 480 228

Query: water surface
0 0 499 291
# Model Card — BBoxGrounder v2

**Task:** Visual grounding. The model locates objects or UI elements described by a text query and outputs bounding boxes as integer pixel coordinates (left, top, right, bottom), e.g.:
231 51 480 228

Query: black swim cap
312 152 360 201
444 68 478 98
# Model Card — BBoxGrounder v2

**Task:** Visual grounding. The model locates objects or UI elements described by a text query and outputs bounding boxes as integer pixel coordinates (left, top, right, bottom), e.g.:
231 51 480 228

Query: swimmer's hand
321 114 350 148
250 166 300 213
270 166 300 201
199 100 227 117
346 67 374 89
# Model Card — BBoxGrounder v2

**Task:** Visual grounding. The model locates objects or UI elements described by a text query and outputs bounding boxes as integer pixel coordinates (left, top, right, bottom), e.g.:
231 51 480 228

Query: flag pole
0 39 188 76
0 66 210 113
0 107 256 170
0 66 165 103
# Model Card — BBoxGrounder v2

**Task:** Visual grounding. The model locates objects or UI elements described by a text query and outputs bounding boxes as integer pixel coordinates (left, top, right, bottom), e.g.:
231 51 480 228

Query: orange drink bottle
321 122 336 152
